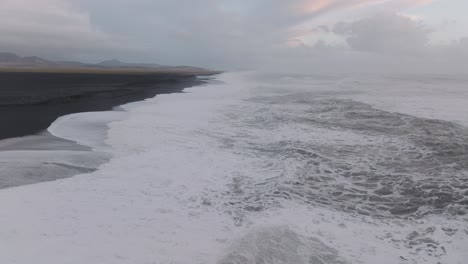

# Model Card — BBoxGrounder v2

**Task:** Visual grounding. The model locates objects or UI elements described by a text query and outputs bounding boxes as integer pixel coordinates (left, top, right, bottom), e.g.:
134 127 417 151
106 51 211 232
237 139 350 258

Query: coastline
0 71 216 189
0 71 215 140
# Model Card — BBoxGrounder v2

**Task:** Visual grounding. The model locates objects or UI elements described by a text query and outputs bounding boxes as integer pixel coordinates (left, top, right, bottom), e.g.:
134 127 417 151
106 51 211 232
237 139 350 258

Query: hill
0 52 214 74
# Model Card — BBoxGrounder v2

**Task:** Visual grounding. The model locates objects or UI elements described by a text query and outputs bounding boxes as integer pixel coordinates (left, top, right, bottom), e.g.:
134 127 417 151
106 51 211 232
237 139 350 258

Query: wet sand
0 132 88 151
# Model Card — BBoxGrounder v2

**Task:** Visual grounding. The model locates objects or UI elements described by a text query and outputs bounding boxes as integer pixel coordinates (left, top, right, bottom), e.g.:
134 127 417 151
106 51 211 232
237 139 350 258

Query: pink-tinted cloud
288 0 436 46
299 0 337 13
295 0 383 15
295 0 434 16
396 0 434 8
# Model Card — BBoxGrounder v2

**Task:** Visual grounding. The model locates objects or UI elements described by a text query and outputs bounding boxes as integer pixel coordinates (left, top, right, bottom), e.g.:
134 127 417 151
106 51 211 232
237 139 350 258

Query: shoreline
0 71 214 140
0 131 88 151
0 72 215 189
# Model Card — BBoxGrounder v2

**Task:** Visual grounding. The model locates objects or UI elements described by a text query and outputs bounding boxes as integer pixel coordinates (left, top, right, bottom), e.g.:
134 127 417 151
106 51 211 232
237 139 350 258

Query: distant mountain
97 59 162 69
0 53 57 68
55 60 90 68
0 52 210 73
97 59 125 67
0 52 20 62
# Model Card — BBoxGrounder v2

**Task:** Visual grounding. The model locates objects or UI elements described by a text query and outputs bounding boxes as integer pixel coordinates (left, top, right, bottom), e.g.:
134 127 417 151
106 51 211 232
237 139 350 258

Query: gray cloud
333 14 431 55
0 0 467 73
257 12 468 75
68 0 308 67
0 0 124 61
0 0 387 67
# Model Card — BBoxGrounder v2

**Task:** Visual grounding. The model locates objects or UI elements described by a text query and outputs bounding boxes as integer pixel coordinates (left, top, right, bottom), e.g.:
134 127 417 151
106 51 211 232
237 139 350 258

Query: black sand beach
0 70 211 140
0 69 215 189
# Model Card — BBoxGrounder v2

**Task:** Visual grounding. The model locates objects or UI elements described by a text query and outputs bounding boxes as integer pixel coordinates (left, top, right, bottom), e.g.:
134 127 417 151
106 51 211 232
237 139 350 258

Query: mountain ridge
0 52 207 72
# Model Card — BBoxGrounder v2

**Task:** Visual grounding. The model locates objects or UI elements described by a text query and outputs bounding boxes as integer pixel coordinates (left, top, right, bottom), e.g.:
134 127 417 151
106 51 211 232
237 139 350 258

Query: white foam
48 111 128 150
0 72 466 264
342 75 468 127
0 108 124 188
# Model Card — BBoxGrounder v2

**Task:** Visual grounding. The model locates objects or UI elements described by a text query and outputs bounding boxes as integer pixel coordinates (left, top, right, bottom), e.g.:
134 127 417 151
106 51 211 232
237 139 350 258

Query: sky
1 0 467 73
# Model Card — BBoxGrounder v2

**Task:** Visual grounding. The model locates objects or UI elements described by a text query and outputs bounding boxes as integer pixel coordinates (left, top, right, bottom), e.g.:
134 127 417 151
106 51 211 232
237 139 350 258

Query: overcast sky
1 0 467 72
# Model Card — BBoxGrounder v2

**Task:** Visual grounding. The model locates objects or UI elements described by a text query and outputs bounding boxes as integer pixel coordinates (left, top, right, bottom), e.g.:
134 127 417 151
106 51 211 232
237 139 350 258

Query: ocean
0 72 466 263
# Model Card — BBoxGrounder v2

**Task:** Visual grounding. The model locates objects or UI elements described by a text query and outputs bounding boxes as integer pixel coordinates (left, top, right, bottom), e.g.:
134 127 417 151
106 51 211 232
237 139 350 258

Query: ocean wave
0 72 466 263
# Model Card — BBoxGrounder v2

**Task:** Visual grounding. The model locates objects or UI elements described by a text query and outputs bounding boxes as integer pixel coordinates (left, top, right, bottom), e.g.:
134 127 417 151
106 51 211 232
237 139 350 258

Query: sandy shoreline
0 71 215 189
0 71 212 140
0 132 88 151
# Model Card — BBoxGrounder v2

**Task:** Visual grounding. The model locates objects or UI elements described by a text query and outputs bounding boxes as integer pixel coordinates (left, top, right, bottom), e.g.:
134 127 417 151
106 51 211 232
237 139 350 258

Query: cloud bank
0 0 118 61
0 0 466 73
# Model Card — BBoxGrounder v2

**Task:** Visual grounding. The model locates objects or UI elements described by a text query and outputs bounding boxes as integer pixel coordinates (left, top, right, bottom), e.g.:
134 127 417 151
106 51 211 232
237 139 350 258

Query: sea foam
0 72 466 264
